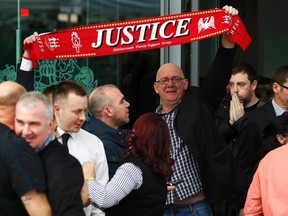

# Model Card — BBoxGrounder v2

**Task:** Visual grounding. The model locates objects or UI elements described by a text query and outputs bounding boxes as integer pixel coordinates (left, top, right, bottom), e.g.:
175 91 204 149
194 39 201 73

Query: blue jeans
164 200 213 216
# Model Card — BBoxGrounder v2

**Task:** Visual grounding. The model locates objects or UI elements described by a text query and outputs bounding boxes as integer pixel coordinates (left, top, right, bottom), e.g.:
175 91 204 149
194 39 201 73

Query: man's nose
22 124 32 135
231 85 238 93
79 111 86 121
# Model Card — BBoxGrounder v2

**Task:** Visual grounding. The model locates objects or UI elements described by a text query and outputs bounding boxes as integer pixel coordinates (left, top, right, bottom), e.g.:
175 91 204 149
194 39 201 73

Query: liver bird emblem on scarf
198 16 216 33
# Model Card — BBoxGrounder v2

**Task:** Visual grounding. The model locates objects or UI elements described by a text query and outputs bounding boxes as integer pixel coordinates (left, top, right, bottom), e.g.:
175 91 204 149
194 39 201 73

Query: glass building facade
0 0 221 126
5 0 287 126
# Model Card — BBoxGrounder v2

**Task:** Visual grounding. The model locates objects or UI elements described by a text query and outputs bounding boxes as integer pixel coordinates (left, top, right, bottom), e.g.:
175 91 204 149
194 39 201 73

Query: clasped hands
229 94 245 125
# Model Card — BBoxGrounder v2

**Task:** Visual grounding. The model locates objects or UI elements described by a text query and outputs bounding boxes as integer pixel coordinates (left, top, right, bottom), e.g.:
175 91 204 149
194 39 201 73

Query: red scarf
24 8 251 68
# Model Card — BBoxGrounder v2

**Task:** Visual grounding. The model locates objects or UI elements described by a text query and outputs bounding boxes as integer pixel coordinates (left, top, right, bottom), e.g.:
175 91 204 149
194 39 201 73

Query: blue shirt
272 99 287 116
36 134 55 152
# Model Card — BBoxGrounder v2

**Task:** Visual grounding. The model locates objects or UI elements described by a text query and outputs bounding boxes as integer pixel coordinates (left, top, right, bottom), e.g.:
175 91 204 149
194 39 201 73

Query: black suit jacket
244 100 278 173
173 45 243 204
245 101 276 137
215 101 264 208
39 139 85 216
176 89 242 204
16 63 34 91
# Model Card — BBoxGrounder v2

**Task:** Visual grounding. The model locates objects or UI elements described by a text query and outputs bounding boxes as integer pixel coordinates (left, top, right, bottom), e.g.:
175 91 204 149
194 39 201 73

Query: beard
239 94 252 107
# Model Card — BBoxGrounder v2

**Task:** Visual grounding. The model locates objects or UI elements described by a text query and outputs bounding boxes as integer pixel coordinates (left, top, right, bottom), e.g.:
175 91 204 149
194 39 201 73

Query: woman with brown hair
82 112 174 216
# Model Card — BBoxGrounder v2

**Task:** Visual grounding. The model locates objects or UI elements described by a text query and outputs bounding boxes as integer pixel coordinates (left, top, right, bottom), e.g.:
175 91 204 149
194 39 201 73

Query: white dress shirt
272 99 287 116
57 127 109 216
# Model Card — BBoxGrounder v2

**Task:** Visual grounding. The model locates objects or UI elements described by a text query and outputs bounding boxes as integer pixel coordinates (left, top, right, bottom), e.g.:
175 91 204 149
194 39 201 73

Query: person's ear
183 79 189 90
103 106 112 117
154 82 159 94
276 134 286 145
54 104 60 116
251 80 258 91
272 82 280 94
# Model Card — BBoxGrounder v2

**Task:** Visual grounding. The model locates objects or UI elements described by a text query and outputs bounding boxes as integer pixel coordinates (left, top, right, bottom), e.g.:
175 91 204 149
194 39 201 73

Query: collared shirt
272 99 287 116
20 57 33 71
36 134 55 152
57 127 109 216
156 105 202 205
83 116 128 179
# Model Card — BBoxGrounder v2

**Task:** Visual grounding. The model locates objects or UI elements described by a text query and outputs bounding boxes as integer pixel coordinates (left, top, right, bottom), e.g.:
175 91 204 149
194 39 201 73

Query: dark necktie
61 133 70 147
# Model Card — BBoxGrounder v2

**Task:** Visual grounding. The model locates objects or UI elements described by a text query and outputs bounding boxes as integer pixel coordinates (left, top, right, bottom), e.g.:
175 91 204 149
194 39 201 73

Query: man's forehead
231 71 248 77
57 92 86 103
66 93 87 104
16 118 41 125
57 93 87 108
15 109 44 123
157 67 183 79
67 92 87 98
230 72 249 81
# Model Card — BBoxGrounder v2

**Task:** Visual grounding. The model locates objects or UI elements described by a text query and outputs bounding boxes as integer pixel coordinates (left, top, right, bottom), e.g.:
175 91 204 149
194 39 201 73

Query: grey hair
17 91 54 121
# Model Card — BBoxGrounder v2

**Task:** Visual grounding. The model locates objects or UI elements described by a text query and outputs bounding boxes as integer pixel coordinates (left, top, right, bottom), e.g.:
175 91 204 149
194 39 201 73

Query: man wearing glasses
246 65 288 141
217 64 288 215
153 6 243 216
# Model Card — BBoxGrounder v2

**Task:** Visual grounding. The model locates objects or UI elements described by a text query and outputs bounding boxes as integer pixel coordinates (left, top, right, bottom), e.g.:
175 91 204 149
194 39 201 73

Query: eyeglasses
155 76 185 86
277 82 288 90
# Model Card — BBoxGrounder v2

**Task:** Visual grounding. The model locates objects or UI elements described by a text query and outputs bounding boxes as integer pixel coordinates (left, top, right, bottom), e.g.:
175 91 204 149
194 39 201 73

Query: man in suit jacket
243 65 288 197
15 91 85 216
246 65 288 138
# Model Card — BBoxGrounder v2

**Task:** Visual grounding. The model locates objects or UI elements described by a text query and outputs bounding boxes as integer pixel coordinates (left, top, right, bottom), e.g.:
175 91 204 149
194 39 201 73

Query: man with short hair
53 80 109 216
214 63 262 215
247 65 288 135
229 63 260 107
15 91 85 216
0 81 51 216
84 84 130 179
244 65 288 193
216 62 261 174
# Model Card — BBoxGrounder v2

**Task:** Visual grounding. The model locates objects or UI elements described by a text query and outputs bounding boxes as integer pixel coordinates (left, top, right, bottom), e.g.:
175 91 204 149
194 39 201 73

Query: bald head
88 84 117 118
0 81 26 129
88 84 130 129
154 63 188 113
0 81 27 106
156 63 185 81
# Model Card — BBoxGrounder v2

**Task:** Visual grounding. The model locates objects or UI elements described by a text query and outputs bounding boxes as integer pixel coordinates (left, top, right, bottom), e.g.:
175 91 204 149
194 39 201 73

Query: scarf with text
24 8 251 68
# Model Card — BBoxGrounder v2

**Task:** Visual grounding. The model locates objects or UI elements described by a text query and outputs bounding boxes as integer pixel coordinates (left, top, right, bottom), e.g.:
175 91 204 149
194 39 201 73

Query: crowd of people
1 4 288 216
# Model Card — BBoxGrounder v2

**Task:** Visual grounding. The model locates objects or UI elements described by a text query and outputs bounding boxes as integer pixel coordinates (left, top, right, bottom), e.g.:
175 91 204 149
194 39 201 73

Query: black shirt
38 139 85 216
0 123 46 215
